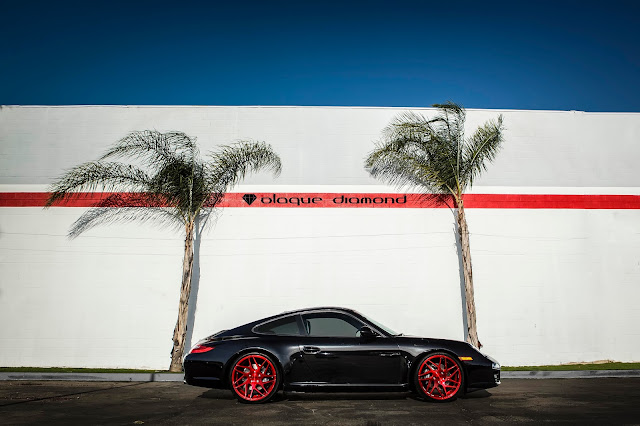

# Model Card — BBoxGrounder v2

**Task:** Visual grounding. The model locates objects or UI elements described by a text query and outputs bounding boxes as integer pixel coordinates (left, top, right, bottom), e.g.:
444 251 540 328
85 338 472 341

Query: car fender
224 345 286 388
407 348 469 391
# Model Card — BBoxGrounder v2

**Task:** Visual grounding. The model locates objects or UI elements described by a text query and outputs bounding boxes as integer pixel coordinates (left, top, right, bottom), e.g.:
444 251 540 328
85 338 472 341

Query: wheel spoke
447 376 461 385
440 382 449 395
444 365 457 375
257 358 268 370
234 366 248 374
240 383 249 398
248 384 255 399
249 356 258 370
420 363 436 377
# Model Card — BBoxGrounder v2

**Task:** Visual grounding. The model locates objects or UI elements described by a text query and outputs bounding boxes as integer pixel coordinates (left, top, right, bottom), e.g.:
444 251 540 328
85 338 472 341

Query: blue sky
2 0 639 111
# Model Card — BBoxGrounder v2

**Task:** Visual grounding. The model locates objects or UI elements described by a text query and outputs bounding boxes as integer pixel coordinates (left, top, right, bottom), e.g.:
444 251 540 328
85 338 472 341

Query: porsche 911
183 307 500 403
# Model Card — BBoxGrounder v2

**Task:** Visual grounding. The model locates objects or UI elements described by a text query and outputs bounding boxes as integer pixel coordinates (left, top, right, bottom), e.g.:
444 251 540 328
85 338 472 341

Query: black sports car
183 307 500 403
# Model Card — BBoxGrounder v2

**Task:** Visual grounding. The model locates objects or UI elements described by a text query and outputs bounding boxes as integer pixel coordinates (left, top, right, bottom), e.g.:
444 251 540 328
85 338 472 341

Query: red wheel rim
417 354 462 400
231 354 277 401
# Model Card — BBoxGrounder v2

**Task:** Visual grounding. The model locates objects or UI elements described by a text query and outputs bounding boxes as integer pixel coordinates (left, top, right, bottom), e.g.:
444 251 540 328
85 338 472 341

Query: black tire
228 352 281 404
413 351 465 402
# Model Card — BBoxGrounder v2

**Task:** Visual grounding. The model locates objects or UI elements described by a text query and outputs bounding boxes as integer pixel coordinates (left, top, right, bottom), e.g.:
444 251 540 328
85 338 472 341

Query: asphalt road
1 379 638 425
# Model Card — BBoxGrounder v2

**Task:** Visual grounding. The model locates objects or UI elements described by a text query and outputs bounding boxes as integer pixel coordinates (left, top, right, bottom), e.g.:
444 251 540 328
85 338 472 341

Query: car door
252 314 315 384
298 311 403 385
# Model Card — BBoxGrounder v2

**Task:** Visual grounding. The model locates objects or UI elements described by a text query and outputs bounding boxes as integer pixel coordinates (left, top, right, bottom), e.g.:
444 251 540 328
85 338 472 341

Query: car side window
254 316 301 335
301 313 365 337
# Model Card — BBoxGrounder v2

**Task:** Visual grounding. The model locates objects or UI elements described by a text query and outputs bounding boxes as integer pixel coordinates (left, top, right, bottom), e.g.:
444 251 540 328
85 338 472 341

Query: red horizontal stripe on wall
461 194 640 209
1 192 640 209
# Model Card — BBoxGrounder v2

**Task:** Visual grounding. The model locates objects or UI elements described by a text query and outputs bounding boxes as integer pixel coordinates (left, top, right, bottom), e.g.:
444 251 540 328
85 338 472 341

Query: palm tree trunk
456 203 481 349
169 220 195 372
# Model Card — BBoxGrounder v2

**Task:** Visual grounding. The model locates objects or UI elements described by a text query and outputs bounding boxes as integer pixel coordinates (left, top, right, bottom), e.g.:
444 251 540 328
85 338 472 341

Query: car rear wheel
229 352 280 403
414 352 464 402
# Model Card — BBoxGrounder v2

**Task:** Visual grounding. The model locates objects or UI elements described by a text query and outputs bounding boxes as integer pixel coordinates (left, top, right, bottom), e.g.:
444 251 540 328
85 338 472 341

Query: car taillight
190 344 214 354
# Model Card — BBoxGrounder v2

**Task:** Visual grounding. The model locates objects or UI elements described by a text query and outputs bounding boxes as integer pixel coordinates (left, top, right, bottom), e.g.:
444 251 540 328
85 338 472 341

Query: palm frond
430 102 466 142
430 102 466 191
99 130 198 167
207 141 282 193
382 111 431 139
462 115 504 188
367 109 462 196
365 142 456 195
69 206 183 239
47 131 281 238
366 102 504 201
145 157 208 217
45 162 150 206
66 191 184 239
432 101 465 116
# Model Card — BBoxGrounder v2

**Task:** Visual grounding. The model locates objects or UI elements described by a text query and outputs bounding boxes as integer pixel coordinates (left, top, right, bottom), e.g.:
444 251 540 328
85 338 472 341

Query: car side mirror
359 326 376 341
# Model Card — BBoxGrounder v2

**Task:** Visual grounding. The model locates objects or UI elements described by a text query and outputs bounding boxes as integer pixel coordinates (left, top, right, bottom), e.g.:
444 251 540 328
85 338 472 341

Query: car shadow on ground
281 392 411 402
460 389 492 399
197 388 491 403
198 389 235 400
197 389 411 402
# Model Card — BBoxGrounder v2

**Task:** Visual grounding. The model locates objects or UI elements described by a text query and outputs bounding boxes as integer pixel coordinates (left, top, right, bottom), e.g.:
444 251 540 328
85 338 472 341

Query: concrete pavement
1 378 639 425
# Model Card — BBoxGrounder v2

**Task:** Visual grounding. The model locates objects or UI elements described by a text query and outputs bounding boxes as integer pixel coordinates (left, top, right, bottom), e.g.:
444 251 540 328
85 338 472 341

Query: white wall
2 106 640 187
1 106 639 368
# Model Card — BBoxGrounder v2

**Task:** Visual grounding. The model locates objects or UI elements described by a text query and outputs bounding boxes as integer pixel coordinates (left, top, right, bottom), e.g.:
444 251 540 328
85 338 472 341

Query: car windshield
361 313 398 336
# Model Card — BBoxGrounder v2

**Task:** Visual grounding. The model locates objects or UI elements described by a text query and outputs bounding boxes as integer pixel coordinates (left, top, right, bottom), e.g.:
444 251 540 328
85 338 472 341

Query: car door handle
379 352 401 357
303 346 321 354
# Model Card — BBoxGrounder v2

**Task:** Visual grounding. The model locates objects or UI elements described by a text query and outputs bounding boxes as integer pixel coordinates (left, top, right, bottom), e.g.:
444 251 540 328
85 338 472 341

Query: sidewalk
502 370 640 379
0 372 183 382
1 370 639 382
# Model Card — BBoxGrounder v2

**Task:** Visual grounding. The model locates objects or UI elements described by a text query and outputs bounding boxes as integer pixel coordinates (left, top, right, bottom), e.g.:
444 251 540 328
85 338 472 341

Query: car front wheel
229 352 280 403
414 352 464 402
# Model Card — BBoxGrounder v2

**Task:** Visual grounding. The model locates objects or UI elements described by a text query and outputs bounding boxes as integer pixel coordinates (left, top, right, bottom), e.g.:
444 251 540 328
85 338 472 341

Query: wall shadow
184 217 204 353
453 218 469 343
184 210 220 353
425 197 467 342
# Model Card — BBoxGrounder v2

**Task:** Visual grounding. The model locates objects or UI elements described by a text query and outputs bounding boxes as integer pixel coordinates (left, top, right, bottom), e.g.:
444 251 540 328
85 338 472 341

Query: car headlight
492 362 500 370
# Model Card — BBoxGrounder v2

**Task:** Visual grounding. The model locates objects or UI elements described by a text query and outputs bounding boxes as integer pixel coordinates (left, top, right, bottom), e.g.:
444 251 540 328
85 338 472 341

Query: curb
1 371 639 382
501 370 640 379
0 372 184 382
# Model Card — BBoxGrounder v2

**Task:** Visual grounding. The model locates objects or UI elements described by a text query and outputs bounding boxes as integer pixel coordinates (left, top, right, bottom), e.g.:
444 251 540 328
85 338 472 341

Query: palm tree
45 130 282 371
364 102 504 348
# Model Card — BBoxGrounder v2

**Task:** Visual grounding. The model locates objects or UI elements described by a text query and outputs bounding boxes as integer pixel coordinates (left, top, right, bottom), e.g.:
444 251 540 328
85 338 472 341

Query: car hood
394 335 487 356
394 335 460 345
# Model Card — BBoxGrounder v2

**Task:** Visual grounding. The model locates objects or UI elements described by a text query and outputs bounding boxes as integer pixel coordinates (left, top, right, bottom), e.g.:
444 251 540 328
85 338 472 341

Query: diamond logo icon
242 194 257 206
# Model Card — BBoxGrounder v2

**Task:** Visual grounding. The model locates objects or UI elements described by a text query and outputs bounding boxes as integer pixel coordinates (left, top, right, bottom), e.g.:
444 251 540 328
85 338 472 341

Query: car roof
212 306 389 339
240 307 366 331
277 306 360 316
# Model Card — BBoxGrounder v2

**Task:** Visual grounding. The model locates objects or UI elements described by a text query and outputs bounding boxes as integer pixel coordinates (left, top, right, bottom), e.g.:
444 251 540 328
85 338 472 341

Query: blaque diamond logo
242 194 257 205
241 193 408 207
